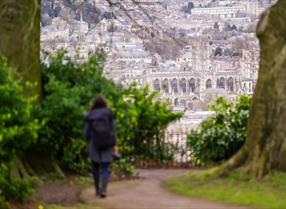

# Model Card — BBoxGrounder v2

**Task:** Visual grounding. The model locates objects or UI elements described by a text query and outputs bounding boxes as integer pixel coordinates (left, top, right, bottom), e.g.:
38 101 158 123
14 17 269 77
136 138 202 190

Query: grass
44 204 103 209
164 169 286 209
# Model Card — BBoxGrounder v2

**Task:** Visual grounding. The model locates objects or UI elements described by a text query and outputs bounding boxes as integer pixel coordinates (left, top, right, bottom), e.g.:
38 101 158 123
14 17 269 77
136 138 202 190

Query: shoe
101 182 108 198
100 192 106 198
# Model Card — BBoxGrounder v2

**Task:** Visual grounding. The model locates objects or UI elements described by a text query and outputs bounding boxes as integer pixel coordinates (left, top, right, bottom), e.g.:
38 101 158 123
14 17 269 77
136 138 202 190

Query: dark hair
91 95 107 110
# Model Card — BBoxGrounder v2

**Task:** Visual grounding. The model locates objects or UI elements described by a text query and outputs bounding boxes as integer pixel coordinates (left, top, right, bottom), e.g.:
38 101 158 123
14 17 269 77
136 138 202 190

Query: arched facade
151 75 238 97
147 69 244 110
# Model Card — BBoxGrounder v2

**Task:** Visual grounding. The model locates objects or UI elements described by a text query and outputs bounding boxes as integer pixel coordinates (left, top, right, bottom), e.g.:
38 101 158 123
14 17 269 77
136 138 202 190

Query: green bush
0 196 10 209
0 51 181 205
0 166 35 203
187 95 251 165
0 57 40 162
36 52 182 174
0 57 40 207
112 86 183 159
62 139 87 173
35 52 106 173
111 158 136 178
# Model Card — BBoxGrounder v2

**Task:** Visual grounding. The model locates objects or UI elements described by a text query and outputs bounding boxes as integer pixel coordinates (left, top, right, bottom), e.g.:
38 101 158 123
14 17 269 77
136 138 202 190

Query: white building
41 18 70 42
244 0 259 17
116 50 153 64
191 6 245 18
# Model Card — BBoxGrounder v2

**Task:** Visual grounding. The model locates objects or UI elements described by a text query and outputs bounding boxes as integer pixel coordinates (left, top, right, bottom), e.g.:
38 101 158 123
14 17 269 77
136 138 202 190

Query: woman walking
84 95 117 198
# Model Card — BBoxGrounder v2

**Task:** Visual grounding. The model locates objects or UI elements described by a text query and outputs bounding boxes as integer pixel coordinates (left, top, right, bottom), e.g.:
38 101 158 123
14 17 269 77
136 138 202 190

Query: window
153 79 160 90
174 98 179 106
206 79 212 89
171 79 178 93
162 79 169 93
189 78 196 92
218 77 225 89
180 78 187 93
227 77 234 92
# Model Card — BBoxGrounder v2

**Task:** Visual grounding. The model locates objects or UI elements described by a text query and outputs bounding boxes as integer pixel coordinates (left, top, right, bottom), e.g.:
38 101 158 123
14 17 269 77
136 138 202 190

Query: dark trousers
91 162 110 195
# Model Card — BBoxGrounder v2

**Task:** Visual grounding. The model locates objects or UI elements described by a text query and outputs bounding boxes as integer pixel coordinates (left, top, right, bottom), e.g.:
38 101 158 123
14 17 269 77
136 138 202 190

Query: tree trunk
218 0 286 178
0 1 64 178
0 0 42 98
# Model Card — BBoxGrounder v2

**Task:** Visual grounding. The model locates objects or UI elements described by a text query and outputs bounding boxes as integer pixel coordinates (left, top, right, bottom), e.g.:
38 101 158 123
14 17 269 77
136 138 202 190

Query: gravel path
80 169 252 209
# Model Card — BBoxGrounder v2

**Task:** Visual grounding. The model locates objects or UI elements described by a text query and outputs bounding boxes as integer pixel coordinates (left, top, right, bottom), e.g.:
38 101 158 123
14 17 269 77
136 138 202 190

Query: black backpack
90 112 116 150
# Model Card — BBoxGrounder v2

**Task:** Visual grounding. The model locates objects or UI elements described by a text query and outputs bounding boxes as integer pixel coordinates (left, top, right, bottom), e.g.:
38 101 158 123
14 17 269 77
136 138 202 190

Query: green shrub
36 52 182 174
0 196 10 209
111 158 136 178
112 86 183 159
0 174 35 203
187 95 251 165
35 53 106 173
0 57 40 207
62 139 87 173
0 57 40 162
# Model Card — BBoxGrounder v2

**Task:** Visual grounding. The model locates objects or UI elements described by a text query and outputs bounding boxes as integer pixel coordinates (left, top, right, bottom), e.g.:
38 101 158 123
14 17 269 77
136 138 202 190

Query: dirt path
80 169 251 209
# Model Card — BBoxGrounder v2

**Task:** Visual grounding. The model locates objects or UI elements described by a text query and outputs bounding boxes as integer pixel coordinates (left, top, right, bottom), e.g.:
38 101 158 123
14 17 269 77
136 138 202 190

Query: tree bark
0 1 61 178
218 0 286 178
0 0 42 98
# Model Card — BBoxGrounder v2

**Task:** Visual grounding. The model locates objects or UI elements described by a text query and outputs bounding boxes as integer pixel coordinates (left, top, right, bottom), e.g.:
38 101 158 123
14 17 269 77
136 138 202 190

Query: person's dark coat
84 107 116 163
